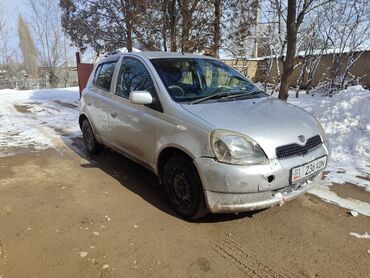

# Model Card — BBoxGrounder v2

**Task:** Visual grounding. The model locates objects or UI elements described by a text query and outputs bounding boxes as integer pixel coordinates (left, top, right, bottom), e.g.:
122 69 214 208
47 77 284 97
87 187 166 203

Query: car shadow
60 132 262 223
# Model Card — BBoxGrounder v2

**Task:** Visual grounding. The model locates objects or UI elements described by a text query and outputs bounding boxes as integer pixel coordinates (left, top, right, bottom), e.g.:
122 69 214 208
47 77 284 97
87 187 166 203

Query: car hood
181 97 322 158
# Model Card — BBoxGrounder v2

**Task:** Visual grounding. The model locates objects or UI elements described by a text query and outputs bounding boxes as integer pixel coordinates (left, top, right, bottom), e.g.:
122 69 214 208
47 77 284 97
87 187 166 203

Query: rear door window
94 62 117 91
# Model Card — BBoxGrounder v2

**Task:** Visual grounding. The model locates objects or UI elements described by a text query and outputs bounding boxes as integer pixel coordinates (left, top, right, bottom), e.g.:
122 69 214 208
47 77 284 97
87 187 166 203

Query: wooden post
76 52 82 98
76 52 81 65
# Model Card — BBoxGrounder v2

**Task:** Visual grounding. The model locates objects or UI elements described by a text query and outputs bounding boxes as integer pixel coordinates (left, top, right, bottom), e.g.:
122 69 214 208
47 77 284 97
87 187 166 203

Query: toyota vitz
80 52 330 219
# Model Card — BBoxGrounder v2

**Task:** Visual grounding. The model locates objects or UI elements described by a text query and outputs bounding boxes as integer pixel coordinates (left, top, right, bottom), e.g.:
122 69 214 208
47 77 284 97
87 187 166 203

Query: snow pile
0 87 80 156
289 85 370 190
314 86 369 178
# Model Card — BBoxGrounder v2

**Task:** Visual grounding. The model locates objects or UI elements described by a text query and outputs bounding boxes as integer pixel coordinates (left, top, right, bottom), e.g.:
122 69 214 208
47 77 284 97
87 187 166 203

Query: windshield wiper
190 92 230 104
190 90 263 105
220 90 263 100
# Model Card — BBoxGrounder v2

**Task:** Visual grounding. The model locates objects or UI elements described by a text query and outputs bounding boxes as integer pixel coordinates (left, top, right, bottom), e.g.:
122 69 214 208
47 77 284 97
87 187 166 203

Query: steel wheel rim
84 127 93 148
171 166 194 210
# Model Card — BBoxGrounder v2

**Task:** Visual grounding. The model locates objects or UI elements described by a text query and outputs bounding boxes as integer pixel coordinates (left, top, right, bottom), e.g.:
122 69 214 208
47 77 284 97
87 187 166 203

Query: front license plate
290 156 327 183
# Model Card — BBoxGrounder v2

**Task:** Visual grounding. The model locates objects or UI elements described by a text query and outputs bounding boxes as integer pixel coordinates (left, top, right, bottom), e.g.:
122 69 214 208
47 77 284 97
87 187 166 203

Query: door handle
111 112 117 118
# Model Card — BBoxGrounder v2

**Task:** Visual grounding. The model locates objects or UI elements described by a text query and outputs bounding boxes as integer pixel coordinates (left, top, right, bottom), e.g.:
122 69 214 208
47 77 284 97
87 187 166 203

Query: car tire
82 119 102 154
163 155 208 219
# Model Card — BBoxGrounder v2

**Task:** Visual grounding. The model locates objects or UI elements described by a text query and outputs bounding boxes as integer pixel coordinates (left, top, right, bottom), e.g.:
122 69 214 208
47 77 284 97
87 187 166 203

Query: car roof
133 51 216 60
98 51 217 64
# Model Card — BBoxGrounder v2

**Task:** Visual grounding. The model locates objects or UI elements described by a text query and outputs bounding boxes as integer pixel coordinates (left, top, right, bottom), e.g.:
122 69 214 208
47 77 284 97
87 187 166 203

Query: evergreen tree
18 16 38 77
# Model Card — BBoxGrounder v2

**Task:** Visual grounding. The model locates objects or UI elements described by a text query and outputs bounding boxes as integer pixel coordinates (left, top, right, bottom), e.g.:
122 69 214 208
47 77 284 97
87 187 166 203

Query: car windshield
150 58 267 103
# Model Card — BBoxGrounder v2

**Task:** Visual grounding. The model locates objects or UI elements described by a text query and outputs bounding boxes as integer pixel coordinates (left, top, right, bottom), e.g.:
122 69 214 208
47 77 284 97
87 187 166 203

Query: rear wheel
163 155 207 219
82 119 102 154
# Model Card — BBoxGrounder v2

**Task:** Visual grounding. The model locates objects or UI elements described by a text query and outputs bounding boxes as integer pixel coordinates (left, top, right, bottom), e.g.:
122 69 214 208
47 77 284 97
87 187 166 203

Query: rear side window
94 62 117 91
115 57 155 98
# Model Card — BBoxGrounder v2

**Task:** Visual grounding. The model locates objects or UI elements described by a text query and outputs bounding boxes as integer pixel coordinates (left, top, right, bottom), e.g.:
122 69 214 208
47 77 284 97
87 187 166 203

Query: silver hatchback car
80 52 330 219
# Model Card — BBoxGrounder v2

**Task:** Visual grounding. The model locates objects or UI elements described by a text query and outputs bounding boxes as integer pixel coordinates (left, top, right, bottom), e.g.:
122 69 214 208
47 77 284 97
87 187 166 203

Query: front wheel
163 155 207 219
82 119 102 154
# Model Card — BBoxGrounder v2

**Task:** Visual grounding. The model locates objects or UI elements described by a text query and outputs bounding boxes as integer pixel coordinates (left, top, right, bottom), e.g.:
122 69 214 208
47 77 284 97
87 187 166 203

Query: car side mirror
129 90 153 105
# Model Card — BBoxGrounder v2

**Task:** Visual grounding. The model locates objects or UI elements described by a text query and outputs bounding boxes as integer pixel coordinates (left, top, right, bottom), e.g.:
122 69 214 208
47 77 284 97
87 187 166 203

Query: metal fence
0 70 78 90
0 78 48 90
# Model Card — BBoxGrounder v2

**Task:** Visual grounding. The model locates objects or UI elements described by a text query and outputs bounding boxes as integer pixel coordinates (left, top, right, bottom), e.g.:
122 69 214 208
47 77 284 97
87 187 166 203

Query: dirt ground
0 136 370 278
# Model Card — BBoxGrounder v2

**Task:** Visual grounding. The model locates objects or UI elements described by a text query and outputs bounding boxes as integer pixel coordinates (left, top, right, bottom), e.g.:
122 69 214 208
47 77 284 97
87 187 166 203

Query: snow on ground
287 86 370 216
288 85 370 189
311 179 370 217
0 87 80 156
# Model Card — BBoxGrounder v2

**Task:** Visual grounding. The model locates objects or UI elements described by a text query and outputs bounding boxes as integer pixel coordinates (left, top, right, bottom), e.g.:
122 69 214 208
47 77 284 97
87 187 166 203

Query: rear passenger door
87 61 117 144
109 57 162 167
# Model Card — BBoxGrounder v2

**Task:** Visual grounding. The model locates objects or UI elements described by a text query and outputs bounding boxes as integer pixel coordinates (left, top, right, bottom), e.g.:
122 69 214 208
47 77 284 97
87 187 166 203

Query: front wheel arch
157 147 195 182
161 151 207 219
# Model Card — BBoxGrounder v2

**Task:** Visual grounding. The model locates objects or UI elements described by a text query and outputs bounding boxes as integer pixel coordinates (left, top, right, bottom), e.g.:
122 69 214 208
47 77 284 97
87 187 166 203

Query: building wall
223 50 370 88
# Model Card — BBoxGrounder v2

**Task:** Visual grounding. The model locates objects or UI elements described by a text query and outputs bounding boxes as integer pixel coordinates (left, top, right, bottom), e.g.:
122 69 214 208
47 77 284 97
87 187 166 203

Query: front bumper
194 144 329 213
204 174 320 213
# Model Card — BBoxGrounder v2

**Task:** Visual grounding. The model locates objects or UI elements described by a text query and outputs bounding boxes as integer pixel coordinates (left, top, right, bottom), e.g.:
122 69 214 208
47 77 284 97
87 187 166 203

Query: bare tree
132 0 214 53
167 0 178 51
294 6 330 97
28 0 74 87
211 0 222 57
0 7 10 66
278 0 331 100
224 0 259 58
258 23 284 92
119 0 135 52
60 0 213 54
177 0 212 53
258 0 287 93
0 4 19 77
322 0 370 95
258 0 369 97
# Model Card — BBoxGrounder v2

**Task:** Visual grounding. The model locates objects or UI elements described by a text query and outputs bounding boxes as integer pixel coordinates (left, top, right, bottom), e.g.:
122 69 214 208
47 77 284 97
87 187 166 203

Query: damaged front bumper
194 145 328 213
204 175 320 213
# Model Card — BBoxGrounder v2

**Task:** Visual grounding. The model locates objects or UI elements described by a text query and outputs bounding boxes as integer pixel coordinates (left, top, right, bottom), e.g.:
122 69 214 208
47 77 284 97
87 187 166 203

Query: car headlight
210 130 268 165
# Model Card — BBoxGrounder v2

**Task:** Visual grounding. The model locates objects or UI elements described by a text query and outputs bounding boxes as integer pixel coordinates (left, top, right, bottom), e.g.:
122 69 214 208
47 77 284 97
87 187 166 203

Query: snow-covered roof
221 45 370 61
116 47 142 53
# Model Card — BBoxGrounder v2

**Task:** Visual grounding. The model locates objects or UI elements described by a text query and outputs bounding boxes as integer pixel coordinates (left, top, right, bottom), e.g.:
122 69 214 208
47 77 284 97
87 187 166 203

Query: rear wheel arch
79 114 88 130
79 114 100 140
81 118 102 154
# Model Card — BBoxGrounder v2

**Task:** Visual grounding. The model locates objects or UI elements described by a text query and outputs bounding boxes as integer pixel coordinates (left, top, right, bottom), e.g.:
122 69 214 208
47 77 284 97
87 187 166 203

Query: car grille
276 135 322 159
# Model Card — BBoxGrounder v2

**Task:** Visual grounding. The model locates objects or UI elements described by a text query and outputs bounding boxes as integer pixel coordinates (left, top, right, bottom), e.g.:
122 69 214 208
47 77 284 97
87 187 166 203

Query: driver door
108 57 162 167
